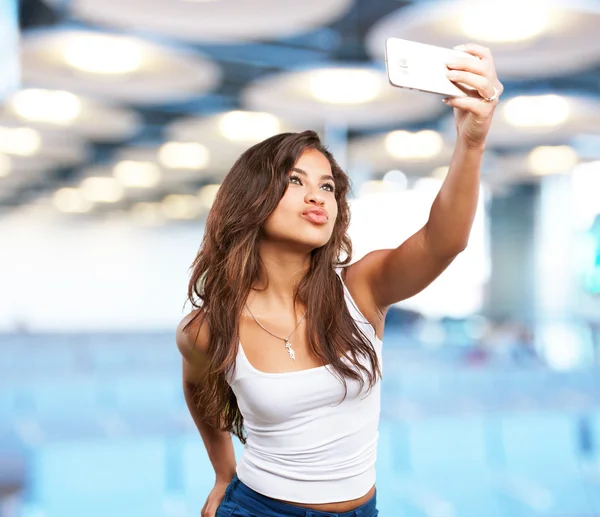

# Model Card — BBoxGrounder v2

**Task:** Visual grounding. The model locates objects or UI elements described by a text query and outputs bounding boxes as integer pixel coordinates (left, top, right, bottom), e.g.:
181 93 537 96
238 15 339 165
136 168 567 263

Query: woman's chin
302 235 332 250
262 227 333 250
284 233 331 251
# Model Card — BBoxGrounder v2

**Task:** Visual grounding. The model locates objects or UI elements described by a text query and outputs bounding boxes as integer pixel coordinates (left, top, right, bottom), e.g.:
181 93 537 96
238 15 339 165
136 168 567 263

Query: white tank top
225 267 382 504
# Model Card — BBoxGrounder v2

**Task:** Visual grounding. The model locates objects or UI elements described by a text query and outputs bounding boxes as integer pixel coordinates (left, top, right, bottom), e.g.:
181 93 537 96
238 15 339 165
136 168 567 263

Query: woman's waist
272 484 377 513
235 461 377 506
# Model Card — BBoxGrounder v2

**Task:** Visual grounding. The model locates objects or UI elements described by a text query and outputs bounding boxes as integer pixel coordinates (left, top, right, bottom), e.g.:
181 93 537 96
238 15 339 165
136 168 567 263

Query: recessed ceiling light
161 194 201 220
158 142 209 169
219 111 280 142
131 202 166 226
385 130 444 160
309 69 382 104
459 0 550 43
63 33 143 75
12 89 81 124
80 177 124 203
113 160 161 188
503 95 570 128
0 127 41 156
528 145 578 175
53 188 93 213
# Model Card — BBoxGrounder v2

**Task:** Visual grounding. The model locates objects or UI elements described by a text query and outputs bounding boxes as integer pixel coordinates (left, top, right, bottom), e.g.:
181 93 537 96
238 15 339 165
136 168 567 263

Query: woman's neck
249 241 311 311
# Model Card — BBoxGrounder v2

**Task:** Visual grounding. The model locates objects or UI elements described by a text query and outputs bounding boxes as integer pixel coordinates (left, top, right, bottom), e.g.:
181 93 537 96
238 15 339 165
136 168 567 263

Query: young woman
177 43 502 517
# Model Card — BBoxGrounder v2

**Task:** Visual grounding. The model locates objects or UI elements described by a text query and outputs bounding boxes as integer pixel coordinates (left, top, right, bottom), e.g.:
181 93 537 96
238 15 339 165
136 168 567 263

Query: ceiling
2 0 599 222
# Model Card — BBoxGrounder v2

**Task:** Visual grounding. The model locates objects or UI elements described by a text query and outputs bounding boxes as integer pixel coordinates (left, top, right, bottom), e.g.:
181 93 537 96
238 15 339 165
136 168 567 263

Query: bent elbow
434 238 468 259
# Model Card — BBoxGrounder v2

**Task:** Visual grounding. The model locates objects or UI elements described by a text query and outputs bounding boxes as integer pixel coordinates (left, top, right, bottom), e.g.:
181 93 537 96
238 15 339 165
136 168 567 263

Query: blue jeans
216 474 378 517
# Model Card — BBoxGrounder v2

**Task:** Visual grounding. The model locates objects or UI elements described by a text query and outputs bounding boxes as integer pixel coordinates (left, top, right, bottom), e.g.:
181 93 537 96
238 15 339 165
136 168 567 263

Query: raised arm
346 44 502 311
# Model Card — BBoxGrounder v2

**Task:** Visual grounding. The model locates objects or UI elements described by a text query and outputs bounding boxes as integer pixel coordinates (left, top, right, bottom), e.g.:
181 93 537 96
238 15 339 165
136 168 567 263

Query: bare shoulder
340 250 391 339
176 309 211 383
176 308 210 357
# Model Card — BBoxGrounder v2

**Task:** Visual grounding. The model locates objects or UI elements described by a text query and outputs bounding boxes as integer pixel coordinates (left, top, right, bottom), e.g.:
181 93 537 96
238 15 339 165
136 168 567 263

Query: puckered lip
301 207 328 219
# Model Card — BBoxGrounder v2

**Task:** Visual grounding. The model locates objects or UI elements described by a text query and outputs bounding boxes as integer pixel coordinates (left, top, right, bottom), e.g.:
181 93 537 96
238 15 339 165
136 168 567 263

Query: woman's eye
289 175 334 192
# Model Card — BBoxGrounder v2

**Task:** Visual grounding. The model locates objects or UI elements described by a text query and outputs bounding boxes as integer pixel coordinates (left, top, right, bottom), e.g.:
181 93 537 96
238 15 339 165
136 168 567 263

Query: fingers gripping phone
385 37 478 98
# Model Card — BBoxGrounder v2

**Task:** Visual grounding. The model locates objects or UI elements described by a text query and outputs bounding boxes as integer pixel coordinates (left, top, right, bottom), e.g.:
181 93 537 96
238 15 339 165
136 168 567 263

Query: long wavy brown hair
183 130 381 443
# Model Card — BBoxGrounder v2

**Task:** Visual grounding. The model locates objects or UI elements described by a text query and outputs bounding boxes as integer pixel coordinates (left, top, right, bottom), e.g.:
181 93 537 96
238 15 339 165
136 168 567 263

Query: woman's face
262 148 339 250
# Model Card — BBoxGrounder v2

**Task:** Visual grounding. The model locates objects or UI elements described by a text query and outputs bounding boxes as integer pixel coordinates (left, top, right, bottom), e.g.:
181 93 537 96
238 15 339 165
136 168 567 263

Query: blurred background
1 0 600 516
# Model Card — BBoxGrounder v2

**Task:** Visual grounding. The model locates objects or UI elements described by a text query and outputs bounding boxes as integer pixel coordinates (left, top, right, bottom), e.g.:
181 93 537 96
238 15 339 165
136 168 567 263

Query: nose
305 190 325 206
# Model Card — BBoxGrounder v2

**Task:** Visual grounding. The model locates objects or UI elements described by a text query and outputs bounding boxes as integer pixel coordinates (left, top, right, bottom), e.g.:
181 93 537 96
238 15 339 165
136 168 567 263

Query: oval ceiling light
503 95 570 128
131 202 166 226
0 131 87 183
53 187 94 213
309 69 382 104
63 33 143 75
528 145 578 175
385 130 444 160
21 29 221 104
242 67 446 128
12 89 81 124
111 145 210 189
218 111 281 142
53 0 352 44
0 127 41 156
80 176 124 203
439 93 600 148
349 131 454 177
3 88 141 142
161 194 201 220
158 142 210 169
165 111 298 148
459 0 551 43
365 0 600 80
113 160 161 188
164 112 302 178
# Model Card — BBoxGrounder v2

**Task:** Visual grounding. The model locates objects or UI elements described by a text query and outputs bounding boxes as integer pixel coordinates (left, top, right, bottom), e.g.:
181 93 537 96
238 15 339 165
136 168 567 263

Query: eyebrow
290 167 335 183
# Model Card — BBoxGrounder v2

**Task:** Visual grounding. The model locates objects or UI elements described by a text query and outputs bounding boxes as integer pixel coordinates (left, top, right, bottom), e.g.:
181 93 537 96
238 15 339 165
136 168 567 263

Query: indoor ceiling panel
440 93 600 148
349 131 456 177
21 28 222 104
241 66 447 128
111 146 214 189
165 110 310 176
0 152 83 196
366 0 600 80
0 125 88 167
1 88 142 142
483 148 582 185
66 144 216 207
50 0 353 44
0 156 56 192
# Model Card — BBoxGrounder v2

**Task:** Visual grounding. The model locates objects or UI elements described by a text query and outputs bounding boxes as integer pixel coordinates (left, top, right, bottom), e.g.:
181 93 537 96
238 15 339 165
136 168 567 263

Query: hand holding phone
385 38 479 98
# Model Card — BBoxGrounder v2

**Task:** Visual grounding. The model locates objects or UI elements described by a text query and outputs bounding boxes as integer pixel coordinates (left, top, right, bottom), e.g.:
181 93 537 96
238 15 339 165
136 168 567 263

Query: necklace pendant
284 339 296 361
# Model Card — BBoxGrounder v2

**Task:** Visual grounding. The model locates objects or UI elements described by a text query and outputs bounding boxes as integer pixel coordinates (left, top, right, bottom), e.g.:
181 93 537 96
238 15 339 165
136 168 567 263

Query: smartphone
385 37 478 98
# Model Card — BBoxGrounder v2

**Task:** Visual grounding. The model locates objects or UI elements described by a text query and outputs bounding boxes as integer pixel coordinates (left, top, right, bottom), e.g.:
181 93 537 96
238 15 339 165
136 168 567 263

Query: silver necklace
245 303 306 360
